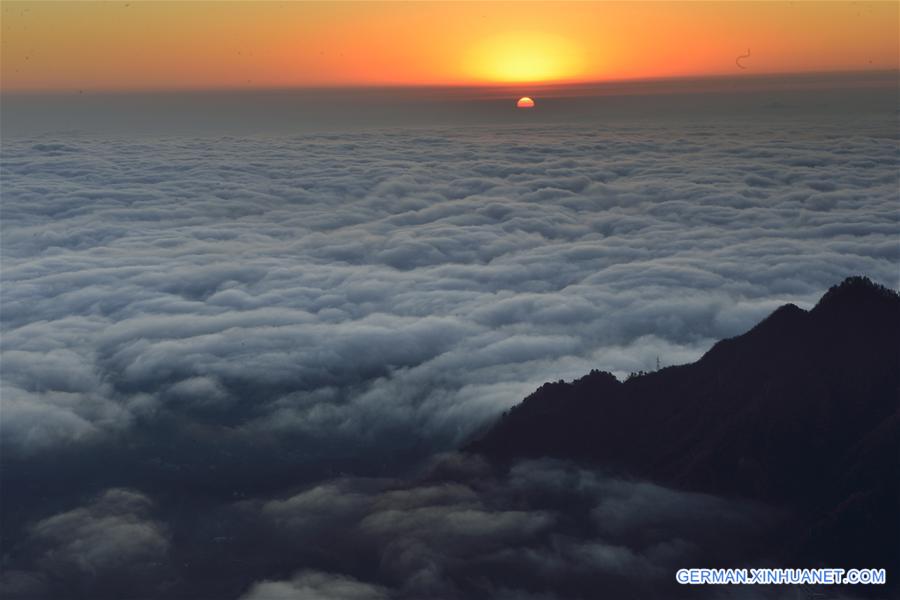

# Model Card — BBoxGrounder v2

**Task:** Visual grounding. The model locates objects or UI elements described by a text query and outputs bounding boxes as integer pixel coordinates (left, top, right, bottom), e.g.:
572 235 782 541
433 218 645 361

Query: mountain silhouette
468 276 899 574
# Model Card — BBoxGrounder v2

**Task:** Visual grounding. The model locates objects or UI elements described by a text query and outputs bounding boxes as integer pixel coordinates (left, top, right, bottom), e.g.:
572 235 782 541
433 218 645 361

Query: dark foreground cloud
4 457 783 599
227 455 782 600
2 489 171 599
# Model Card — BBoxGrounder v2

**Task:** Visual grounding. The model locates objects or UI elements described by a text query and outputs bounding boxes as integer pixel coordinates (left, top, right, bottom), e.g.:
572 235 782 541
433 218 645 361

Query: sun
467 32 584 83
516 97 535 108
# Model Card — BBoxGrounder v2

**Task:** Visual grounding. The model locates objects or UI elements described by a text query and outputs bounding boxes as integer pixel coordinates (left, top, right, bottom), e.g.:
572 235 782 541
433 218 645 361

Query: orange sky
1 1 897 92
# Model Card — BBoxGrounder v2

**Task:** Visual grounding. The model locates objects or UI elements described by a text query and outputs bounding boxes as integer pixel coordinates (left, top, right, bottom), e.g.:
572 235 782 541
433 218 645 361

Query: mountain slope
468 276 899 570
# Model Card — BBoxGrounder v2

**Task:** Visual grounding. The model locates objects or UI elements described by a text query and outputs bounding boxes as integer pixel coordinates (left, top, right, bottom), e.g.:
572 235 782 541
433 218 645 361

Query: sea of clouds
1 105 898 597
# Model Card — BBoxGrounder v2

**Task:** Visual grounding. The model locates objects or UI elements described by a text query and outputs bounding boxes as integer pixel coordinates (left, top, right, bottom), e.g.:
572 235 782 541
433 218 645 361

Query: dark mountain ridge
468 276 899 572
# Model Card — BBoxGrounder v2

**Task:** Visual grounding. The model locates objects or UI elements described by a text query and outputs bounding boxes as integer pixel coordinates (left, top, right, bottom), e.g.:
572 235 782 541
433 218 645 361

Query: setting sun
516 96 535 108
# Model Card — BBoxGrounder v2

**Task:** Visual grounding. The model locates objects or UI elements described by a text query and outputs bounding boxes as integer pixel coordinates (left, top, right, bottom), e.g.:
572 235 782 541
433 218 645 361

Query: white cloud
239 571 390 600
1 118 897 459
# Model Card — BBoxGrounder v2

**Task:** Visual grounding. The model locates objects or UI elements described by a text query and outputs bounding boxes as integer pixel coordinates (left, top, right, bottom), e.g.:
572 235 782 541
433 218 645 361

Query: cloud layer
1 106 897 597
233 456 780 600
3 118 897 460
2 489 170 599
4 456 782 600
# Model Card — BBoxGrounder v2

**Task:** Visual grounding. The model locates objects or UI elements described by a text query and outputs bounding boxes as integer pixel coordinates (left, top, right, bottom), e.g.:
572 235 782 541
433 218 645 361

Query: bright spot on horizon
468 32 584 83
517 97 535 109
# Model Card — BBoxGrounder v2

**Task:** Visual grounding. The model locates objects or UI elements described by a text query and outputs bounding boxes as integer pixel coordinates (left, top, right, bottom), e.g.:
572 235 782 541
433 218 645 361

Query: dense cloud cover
1 99 898 597
3 117 897 461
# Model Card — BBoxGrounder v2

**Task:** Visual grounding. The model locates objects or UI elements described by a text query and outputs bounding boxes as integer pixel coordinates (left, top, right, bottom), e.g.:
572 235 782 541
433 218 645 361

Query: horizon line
3 68 897 97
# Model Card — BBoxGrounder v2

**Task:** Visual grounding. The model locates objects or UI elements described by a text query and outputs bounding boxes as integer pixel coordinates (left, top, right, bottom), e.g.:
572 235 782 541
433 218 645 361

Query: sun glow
1 2 897 92
467 32 585 83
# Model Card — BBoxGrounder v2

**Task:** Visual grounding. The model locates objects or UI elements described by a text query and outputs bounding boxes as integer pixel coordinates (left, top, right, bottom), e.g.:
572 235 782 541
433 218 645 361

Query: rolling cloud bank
1 92 898 598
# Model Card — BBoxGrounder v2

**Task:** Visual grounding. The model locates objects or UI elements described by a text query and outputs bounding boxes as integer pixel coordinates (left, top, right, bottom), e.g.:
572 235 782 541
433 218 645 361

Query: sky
1 1 898 92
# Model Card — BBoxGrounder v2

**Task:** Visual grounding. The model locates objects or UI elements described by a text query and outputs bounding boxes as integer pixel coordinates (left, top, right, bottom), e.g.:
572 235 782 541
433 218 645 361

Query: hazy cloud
6 489 171 598
232 456 780 600
239 571 390 600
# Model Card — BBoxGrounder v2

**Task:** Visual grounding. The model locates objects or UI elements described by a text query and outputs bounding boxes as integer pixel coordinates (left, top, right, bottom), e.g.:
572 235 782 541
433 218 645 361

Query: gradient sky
1 1 898 92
